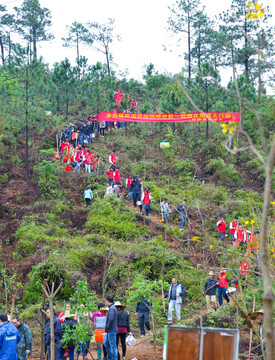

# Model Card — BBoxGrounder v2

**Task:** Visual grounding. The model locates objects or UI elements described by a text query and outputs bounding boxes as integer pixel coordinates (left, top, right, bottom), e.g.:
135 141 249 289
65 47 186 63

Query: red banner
99 112 240 123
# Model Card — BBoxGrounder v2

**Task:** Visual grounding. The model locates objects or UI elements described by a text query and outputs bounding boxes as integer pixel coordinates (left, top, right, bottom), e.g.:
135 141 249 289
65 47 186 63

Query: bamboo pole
248 297 256 360
192 282 218 303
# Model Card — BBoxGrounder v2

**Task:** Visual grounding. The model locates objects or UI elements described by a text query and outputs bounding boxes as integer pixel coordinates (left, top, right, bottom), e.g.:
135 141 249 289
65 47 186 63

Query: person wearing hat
12 316 33 360
115 301 132 360
91 303 108 360
58 312 77 360
0 312 21 360
249 309 265 359
217 215 226 241
203 271 219 312
229 216 239 243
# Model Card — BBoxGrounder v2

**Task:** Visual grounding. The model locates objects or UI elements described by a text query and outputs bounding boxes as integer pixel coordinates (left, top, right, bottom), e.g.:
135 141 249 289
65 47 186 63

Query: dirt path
28 336 163 360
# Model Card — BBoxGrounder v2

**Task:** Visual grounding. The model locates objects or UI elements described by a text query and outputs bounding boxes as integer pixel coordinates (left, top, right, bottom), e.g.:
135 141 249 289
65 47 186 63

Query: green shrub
205 158 243 185
0 173 9 183
34 160 62 199
86 197 148 240
22 260 72 304
16 239 36 255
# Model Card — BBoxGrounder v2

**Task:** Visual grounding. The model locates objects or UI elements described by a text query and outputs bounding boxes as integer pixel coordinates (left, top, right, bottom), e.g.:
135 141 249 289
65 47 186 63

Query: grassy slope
0 122 272 359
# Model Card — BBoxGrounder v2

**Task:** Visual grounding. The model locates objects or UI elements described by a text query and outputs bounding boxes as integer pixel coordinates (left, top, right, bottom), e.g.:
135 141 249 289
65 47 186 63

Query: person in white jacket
163 277 185 324
160 199 171 223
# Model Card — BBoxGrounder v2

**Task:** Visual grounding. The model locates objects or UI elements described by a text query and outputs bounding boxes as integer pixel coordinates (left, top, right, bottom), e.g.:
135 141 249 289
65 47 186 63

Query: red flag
115 88 122 106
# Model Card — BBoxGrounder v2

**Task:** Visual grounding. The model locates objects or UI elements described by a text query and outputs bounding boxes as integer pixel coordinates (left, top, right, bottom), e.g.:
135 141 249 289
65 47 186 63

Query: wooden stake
248 297 255 360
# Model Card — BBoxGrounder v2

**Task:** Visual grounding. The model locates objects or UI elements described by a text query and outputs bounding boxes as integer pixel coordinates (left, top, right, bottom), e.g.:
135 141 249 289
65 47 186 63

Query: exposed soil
27 337 163 360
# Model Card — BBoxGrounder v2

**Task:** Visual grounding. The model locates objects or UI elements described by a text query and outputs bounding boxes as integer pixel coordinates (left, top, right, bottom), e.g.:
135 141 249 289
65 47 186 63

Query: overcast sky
2 0 275 83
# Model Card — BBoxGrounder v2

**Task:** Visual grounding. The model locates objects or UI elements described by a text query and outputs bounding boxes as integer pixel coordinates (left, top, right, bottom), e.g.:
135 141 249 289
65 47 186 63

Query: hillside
0 120 273 359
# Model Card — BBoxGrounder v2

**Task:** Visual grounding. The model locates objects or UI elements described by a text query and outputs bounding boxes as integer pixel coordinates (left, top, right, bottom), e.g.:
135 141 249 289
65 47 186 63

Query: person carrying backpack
84 187 93 207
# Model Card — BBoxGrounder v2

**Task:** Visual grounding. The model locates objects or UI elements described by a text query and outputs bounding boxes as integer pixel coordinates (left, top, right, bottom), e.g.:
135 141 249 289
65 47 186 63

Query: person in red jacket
217 216 226 241
106 167 114 183
92 155 100 173
142 187 151 216
234 223 247 248
229 216 238 243
218 269 230 307
113 167 121 184
109 150 116 168
125 175 133 193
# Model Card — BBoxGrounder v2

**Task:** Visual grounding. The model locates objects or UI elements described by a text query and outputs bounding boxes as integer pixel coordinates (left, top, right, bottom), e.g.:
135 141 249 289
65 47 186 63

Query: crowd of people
0 274 266 359
217 215 260 252
0 294 152 360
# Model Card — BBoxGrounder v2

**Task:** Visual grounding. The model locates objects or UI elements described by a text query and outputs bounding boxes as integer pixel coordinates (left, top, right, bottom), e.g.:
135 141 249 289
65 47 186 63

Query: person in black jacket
135 296 151 337
87 122 94 143
114 302 132 360
129 176 142 207
177 199 187 231
58 313 77 360
44 307 62 360
204 271 219 312
105 296 118 360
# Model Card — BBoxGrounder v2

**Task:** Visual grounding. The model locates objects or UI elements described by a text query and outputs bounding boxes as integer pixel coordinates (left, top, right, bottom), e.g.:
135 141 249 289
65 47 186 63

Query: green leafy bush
86 197 148 240
205 158 243 185
34 160 62 199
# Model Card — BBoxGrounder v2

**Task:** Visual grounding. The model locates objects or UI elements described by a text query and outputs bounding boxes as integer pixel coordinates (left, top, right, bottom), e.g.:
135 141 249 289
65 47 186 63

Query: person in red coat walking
125 175 133 193
234 223 248 249
218 268 230 307
109 150 116 169
113 167 121 185
217 216 226 241
229 216 238 243
142 187 151 216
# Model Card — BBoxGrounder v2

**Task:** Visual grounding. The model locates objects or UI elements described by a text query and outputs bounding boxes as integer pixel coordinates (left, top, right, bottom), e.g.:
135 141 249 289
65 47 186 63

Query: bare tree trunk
0 36 4 65
40 280 47 360
260 136 275 360
42 282 63 360
33 27 37 59
25 65 29 179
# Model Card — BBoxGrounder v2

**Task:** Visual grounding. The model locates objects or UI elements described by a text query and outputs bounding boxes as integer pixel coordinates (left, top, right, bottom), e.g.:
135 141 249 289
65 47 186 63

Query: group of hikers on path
57 116 263 249
0 270 266 360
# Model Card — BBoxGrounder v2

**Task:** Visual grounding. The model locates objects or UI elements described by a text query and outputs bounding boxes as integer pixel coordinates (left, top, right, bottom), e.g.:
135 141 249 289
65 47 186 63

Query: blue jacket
204 278 218 296
78 133 85 144
0 321 21 360
44 315 62 347
66 128 72 139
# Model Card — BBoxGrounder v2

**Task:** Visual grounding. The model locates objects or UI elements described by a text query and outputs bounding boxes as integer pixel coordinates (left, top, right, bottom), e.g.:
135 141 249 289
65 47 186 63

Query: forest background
0 0 274 359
